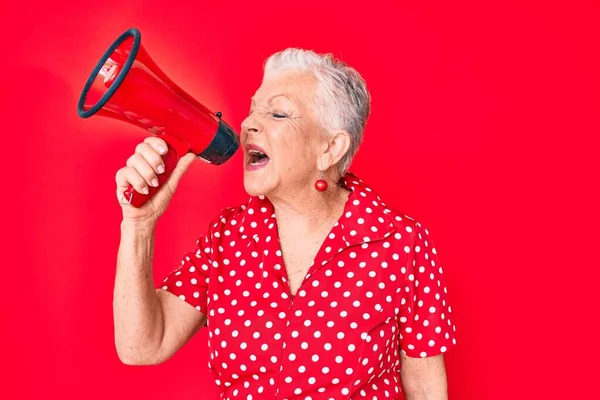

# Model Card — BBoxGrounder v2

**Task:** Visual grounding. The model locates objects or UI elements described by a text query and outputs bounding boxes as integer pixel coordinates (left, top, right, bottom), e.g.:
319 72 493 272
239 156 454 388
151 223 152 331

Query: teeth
250 160 268 166
248 149 268 160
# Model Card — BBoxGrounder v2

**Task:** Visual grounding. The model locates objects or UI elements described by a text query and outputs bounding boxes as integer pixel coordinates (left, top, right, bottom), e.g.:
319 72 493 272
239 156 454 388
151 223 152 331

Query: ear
320 129 351 169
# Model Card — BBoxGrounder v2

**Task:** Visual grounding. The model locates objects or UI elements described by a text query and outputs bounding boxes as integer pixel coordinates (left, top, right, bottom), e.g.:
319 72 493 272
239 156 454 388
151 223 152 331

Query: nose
241 113 262 136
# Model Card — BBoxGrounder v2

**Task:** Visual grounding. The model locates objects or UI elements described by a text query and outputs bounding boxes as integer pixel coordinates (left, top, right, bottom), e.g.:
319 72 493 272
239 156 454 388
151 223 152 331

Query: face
241 70 326 198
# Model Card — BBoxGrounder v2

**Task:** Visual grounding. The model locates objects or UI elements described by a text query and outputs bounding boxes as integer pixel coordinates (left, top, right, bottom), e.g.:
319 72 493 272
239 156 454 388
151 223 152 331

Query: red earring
315 170 328 192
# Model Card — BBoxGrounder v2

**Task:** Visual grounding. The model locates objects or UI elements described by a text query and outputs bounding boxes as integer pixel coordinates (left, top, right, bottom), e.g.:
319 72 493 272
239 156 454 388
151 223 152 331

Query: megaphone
77 28 239 207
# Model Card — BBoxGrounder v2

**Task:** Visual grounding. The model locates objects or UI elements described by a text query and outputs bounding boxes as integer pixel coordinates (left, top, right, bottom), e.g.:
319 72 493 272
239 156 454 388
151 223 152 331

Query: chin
243 169 277 197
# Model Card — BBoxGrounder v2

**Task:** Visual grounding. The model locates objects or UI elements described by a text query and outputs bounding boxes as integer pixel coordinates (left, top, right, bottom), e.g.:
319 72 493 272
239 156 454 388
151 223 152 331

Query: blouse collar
237 172 396 256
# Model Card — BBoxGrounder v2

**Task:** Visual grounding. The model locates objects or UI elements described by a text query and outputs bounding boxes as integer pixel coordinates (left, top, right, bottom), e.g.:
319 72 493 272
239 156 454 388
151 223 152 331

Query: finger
116 167 145 204
177 153 197 170
126 153 160 187
168 153 197 183
144 137 169 156
115 167 132 191
135 142 166 176
121 166 150 195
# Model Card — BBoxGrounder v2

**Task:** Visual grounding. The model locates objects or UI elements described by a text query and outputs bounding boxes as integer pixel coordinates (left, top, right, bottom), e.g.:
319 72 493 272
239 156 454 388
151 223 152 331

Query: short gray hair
263 48 371 175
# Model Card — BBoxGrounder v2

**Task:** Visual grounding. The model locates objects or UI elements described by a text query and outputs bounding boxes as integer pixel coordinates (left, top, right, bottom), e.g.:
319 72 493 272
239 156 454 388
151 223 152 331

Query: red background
1 1 598 399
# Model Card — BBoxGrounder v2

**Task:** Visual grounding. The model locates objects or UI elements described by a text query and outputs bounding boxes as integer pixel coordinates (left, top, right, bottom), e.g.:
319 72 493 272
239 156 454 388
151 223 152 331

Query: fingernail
158 145 167 154
142 187 149 195
151 178 159 187
157 165 165 174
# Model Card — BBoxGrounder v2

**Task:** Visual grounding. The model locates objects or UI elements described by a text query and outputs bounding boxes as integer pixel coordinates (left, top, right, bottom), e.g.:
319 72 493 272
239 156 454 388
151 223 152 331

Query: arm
401 354 448 400
113 219 206 365
398 221 457 399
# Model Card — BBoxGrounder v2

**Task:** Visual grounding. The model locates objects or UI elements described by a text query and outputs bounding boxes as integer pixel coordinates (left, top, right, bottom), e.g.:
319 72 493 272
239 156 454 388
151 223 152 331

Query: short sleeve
158 231 213 316
399 221 457 358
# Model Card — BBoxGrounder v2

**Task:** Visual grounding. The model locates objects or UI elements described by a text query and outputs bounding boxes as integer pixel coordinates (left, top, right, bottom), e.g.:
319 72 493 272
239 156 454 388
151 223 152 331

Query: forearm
404 389 448 400
401 354 448 400
113 219 164 364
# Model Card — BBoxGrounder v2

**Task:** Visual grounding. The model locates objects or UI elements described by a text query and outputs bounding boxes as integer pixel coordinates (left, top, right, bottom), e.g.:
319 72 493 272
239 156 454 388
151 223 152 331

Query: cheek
271 129 309 165
264 120 319 169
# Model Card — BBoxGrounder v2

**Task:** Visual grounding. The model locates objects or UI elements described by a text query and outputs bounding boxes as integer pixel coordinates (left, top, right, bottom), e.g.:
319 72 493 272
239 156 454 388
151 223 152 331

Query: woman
113 49 457 400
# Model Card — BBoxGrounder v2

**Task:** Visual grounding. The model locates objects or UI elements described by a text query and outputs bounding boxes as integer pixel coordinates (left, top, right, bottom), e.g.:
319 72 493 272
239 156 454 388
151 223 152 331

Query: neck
269 179 351 235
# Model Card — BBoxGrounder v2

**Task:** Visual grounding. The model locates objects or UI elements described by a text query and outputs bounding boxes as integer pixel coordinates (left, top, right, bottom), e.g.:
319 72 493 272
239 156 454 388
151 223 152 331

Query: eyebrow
251 94 292 106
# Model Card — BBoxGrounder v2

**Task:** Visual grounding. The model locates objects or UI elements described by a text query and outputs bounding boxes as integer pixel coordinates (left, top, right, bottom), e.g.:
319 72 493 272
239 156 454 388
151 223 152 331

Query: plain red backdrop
1 0 598 399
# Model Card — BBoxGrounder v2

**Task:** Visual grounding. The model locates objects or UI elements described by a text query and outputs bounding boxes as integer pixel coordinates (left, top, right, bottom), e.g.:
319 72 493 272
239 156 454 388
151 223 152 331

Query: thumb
175 152 197 172
166 153 197 185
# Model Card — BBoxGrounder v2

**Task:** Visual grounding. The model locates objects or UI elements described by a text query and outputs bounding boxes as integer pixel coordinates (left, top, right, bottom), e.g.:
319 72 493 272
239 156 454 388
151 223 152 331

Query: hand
115 137 196 223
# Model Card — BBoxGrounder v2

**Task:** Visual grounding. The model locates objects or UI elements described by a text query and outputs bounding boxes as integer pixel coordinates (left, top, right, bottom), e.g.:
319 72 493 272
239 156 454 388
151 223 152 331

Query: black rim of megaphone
77 28 141 118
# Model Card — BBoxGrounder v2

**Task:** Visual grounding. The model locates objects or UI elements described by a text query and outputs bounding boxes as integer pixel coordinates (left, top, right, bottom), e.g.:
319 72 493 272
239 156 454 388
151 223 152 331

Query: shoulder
205 203 248 237
345 172 425 238
198 196 271 260
380 203 441 267
385 207 425 241
348 172 433 249
204 194 268 242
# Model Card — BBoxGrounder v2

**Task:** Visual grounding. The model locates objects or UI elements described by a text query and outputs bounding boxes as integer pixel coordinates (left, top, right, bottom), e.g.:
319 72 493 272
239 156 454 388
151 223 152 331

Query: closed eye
246 107 289 119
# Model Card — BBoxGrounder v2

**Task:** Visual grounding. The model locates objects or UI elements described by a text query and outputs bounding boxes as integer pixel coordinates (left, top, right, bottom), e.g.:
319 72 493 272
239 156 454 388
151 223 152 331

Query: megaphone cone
77 28 239 207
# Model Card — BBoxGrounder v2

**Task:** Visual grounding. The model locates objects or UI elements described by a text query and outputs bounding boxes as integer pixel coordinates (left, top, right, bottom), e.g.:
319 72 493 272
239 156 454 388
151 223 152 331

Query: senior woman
114 49 457 400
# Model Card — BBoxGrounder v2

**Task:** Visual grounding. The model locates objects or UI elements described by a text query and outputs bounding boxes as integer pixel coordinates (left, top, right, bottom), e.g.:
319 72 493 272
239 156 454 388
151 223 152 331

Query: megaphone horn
77 28 239 207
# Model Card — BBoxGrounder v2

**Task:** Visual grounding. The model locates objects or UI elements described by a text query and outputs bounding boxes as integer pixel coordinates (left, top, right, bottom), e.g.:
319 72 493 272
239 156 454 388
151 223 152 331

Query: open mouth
248 148 270 166
246 144 270 170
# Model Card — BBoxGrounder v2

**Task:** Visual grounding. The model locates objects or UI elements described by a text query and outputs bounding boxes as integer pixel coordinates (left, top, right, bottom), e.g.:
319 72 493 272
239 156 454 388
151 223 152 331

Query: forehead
253 70 318 104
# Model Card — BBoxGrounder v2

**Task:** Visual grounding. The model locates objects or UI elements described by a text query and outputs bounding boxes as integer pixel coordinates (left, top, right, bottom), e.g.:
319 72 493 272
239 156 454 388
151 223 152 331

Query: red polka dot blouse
159 172 457 399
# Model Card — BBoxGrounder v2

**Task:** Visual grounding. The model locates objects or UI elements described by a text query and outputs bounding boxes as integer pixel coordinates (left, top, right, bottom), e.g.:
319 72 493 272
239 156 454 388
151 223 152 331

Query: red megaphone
77 28 239 207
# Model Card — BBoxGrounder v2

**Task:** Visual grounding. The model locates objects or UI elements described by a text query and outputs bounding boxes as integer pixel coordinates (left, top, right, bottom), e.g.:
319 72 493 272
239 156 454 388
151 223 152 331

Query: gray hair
263 48 371 175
